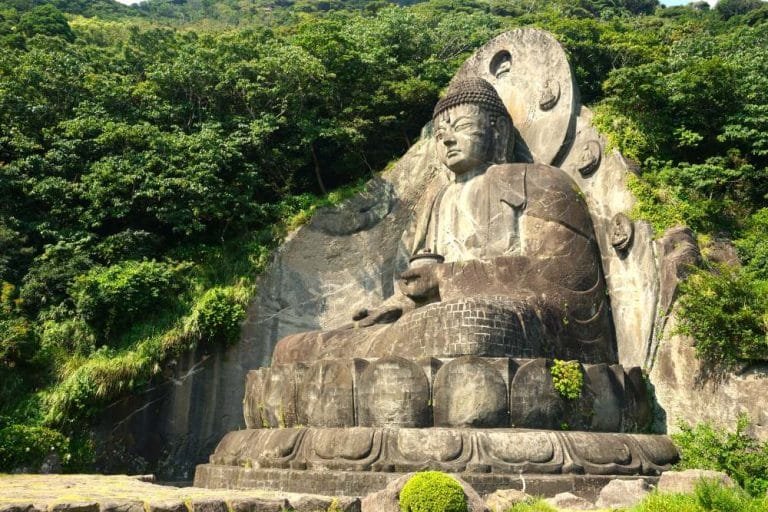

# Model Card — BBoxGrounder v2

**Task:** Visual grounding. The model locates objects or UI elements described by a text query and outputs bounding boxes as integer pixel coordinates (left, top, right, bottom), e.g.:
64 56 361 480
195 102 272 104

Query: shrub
627 491 700 512
40 317 96 360
550 359 583 400
672 416 768 496
505 500 557 512
186 285 248 346
693 478 757 511
398 471 468 512
676 266 768 368
71 260 187 342
0 424 70 472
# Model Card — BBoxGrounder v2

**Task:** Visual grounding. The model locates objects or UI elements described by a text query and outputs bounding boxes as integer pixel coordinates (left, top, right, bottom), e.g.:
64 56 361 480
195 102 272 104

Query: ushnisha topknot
432 77 509 121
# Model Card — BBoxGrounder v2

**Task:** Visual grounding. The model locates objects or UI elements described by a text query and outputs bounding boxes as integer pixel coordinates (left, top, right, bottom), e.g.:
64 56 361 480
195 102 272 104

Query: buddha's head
432 78 512 176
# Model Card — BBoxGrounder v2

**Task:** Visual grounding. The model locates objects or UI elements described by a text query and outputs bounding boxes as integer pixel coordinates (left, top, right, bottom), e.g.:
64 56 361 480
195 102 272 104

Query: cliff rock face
650 316 768 442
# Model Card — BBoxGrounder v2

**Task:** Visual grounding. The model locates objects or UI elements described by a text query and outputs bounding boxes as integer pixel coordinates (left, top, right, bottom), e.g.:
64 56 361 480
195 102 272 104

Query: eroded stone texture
198 427 677 482
228 498 288 512
545 492 595 510
243 356 645 430
298 359 354 428
243 370 266 429
509 359 562 429
191 500 227 512
650 315 768 441
484 489 531 512
595 479 650 510
261 364 300 428
357 357 430 428
147 502 186 512
657 469 735 494
433 357 508 427
556 109 660 370
622 366 652 432
309 428 381 471
99 502 145 512
49 506 98 512
583 364 623 432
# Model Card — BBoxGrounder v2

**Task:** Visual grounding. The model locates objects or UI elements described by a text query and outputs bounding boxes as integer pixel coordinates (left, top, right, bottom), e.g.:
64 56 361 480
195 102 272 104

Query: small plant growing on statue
399 471 468 512
550 359 583 400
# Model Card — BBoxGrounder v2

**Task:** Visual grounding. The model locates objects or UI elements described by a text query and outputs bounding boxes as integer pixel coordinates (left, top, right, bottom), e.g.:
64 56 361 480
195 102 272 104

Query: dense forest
0 0 766 471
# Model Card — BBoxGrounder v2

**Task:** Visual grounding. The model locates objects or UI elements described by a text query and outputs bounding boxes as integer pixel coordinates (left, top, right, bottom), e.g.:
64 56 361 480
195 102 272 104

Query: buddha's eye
454 123 472 131
435 131 445 140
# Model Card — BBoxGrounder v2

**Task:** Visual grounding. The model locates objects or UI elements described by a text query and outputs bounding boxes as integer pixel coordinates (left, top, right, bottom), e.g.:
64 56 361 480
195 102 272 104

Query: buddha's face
435 104 495 175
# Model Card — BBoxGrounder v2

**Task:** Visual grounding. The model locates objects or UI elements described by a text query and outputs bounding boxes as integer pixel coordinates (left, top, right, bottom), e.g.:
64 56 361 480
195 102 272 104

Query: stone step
194 464 662 501
200 426 677 485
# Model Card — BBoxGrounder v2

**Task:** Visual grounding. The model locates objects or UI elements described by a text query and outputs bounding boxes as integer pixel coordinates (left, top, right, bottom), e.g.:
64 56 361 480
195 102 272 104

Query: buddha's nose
443 132 456 146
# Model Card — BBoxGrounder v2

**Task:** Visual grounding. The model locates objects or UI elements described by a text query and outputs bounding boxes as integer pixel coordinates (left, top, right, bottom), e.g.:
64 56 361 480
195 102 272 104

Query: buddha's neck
450 164 489 183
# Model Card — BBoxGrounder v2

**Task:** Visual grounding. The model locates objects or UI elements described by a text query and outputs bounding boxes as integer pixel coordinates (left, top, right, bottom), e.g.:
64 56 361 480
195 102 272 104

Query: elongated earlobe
492 116 511 163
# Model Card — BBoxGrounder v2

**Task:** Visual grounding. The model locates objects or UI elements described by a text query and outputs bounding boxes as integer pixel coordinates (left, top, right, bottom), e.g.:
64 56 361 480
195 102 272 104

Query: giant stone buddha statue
194 30 679 497
273 78 616 366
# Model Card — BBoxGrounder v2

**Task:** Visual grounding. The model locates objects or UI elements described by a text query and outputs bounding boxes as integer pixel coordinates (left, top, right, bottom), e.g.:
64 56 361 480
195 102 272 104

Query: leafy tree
716 0 764 20
18 4 74 41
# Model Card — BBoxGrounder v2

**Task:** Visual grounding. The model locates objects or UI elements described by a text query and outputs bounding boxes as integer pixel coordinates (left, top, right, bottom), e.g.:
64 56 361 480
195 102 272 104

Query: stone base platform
194 466 660 500
194 427 678 497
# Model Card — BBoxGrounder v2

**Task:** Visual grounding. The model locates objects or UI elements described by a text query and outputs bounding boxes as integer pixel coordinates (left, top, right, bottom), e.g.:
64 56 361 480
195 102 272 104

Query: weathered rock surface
0 475 353 512
360 473 487 512
190 500 226 512
228 498 288 512
657 469 736 494
98 502 144 512
595 479 650 509
650 315 768 441
49 505 98 512
147 502 186 512
484 489 530 512
200 427 677 479
544 492 595 510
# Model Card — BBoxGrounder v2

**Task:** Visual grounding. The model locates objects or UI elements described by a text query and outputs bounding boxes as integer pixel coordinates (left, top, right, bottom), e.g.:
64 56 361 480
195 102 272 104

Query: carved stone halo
453 29 577 166
610 213 634 253
575 140 602 177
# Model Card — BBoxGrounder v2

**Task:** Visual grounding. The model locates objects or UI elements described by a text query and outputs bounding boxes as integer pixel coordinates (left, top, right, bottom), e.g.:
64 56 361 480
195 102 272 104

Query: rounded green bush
399 471 468 512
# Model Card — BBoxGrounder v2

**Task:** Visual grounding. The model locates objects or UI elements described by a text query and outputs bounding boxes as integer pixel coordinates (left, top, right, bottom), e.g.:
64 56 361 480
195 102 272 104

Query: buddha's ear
491 115 512 163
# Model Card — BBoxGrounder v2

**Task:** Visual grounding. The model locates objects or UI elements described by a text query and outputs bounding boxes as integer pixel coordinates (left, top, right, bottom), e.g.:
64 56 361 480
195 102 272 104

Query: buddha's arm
353 292 416 327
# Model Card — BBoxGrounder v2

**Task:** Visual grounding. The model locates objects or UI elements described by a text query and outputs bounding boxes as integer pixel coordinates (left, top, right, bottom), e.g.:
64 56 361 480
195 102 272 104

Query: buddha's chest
427 175 522 262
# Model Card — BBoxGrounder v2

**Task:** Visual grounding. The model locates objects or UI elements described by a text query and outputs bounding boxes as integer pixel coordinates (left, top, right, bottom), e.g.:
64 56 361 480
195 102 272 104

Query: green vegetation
626 481 767 512
504 499 557 512
0 0 765 474
503 481 768 512
673 416 768 497
550 359 583 400
677 267 768 368
399 471 467 512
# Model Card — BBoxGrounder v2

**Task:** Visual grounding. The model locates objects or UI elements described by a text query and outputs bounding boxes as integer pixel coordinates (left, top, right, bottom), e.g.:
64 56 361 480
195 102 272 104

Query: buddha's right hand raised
397 266 440 302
